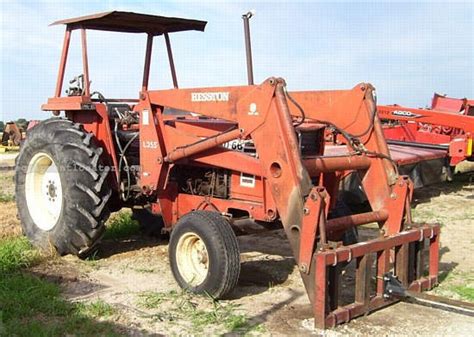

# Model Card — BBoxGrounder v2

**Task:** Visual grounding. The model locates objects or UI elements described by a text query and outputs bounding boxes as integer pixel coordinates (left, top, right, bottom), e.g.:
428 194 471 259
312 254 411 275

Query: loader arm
141 78 402 228
289 87 410 235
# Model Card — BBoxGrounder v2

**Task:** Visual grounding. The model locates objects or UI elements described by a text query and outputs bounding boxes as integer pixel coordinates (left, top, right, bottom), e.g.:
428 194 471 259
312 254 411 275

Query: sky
0 0 473 121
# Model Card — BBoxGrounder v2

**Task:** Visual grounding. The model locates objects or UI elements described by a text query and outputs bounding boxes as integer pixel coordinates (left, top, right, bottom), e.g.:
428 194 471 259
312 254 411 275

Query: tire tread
15 117 112 257
169 210 241 299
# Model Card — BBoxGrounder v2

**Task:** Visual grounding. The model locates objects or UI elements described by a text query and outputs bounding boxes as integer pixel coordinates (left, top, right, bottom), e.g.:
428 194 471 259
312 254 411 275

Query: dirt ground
0 152 17 169
1 160 473 335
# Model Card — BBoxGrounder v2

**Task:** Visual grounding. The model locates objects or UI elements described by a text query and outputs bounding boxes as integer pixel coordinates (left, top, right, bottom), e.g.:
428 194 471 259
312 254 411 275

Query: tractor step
312 223 440 328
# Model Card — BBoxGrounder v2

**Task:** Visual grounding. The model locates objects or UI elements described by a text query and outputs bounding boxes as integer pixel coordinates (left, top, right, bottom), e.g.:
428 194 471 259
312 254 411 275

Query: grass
411 207 446 225
138 290 175 309
137 290 264 335
0 192 14 202
439 283 474 303
132 267 156 273
0 236 124 336
77 299 117 318
411 202 474 224
104 211 140 240
433 270 474 303
0 236 41 273
451 285 474 302
0 274 123 336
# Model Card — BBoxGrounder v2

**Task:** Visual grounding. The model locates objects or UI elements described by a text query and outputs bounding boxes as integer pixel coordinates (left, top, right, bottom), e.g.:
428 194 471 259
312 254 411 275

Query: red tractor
16 11 440 328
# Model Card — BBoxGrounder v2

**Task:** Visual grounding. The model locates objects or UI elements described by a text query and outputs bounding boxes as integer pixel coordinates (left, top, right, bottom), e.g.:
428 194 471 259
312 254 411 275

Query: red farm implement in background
15 11 444 329
431 93 474 114
378 93 474 167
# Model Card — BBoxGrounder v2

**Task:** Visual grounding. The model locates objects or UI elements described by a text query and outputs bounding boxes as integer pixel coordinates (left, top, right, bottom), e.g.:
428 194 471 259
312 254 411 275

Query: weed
77 299 117 318
83 249 102 269
86 249 100 261
451 285 474 301
0 193 14 202
0 235 123 335
434 270 474 303
138 290 179 308
222 310 249 331
0 236 41 273
0 273 123 336
136 290 262 334
133 267 156 273
104 211 140 240
0 172 12 181
411 204 474 224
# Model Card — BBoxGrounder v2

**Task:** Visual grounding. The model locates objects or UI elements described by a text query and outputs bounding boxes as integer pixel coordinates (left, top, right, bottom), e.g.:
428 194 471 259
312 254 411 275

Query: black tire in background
132 206 165 237
169 211 241 299
15 118 112 256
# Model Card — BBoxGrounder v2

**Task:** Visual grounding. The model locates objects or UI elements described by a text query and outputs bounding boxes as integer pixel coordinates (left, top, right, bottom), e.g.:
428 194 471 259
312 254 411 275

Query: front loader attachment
313 223 440 328
140 77 440 329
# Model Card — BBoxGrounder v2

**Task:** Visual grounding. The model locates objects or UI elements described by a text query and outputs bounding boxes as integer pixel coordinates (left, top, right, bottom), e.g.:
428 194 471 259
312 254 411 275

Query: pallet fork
313 224 440 327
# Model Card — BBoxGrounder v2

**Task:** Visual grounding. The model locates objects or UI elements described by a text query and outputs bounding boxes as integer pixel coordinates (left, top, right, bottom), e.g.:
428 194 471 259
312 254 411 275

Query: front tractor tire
169 211 241 299
15 118 112 257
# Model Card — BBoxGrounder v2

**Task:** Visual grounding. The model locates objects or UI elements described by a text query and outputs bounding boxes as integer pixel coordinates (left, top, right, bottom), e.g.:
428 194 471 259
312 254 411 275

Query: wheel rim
176 232 209 286
25 152 63 231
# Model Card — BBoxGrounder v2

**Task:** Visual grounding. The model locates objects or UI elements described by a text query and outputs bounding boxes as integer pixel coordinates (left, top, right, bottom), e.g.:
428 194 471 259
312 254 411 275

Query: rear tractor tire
169 211 241 299
15 118 112 257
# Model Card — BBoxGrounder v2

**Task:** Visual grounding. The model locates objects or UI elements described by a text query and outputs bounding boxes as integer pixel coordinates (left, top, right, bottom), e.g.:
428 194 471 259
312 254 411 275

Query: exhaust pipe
242 10 255 85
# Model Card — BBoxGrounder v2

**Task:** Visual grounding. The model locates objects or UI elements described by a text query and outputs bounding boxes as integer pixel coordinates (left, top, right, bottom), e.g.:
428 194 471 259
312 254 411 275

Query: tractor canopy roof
51 11 207 35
